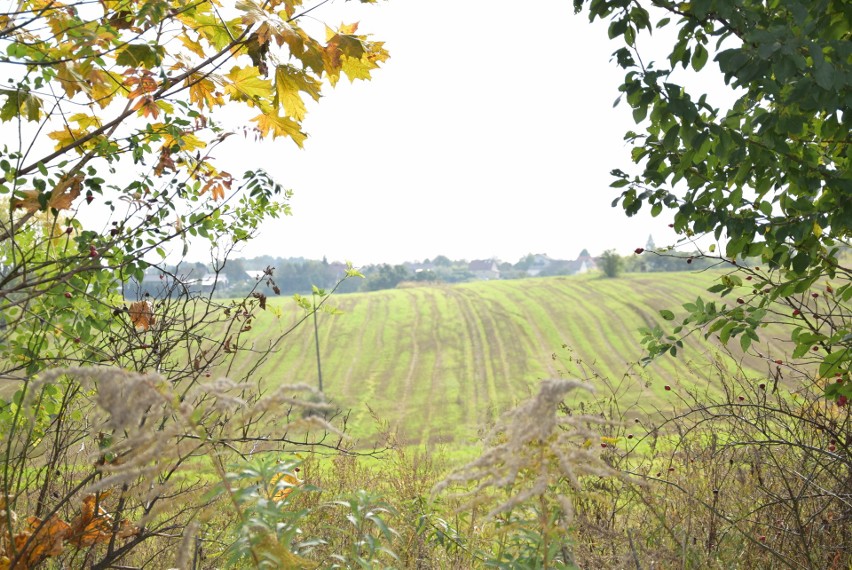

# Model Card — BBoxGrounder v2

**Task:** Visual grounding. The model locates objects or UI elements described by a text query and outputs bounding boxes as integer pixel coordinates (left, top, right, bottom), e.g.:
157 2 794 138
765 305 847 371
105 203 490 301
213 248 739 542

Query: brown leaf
68 494 113 547
12 174 83 213
128 300 154 331
11 515 71 568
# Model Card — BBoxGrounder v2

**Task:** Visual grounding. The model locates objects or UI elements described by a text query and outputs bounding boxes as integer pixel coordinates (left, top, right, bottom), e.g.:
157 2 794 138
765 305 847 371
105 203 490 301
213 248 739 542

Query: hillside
224 271 791 446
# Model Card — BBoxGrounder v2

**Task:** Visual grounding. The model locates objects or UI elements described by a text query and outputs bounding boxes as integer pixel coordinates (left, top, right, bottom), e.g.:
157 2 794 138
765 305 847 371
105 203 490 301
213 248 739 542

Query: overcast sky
210 0 691 266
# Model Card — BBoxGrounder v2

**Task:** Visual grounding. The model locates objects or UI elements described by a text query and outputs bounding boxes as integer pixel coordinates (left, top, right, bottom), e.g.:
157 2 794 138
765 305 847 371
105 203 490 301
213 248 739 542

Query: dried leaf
11 515 71 568
267 472 301 502
129 301 155 331
12 174 83 213
68 494 113 547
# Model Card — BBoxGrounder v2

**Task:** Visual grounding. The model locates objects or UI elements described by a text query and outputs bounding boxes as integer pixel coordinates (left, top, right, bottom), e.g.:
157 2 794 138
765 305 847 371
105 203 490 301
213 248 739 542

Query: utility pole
312 292 323 392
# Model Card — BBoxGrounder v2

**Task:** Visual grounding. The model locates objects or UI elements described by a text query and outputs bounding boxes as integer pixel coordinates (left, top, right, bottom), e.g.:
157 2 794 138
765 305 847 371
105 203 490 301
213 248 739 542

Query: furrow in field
443 287 490 428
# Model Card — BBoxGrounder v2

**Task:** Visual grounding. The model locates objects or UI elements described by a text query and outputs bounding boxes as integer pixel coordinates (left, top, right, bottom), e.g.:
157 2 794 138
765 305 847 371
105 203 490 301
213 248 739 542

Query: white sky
210 0 697 266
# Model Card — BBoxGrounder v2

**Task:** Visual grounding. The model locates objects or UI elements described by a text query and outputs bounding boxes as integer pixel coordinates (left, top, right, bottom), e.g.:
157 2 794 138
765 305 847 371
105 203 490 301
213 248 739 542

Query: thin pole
312 293 323 392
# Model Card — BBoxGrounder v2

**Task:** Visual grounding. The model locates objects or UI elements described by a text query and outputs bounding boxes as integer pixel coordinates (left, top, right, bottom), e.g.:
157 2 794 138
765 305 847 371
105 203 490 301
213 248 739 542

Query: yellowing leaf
68 113 103 130
187 74 224 110
47 127 87 152
267 471 301 502
252 112 306 146
813 221 823 238
223 66 272 106
179 32 207 57
161 130 207 153
273 65 319 120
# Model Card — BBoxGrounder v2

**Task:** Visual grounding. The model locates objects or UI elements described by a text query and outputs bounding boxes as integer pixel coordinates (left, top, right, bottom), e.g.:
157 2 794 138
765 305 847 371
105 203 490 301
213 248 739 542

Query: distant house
526 254 552 277
469 259 501 280
575 250 597 274
192 273 228 290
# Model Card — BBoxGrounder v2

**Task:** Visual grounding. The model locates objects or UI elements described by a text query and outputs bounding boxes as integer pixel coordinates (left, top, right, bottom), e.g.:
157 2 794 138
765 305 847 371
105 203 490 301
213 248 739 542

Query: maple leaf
47 127 88 153
179 32 207 57
12 174 83 213
68 113 103 130
11 515 71 568
186 74 224 110
128 300 155 330
223 66 272 106
0 88 43 122
274 65 320 120
161 130 206 153
251 112 307 147
68 494 114 547
131 97 159 119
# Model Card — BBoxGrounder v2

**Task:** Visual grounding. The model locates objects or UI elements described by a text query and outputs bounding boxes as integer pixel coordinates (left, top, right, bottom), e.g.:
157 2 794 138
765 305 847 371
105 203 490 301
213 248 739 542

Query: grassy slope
223 271 790 445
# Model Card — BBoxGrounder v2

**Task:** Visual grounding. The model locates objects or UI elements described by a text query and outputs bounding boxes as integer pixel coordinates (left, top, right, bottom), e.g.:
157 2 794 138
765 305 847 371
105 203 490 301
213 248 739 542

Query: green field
222 271 790 446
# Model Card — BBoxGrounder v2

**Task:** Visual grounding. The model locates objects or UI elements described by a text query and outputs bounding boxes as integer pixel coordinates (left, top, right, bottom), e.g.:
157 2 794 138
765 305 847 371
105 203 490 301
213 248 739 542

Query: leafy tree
599 249 622 278
365 263 410 291
574 0 850 397
0 0 386 565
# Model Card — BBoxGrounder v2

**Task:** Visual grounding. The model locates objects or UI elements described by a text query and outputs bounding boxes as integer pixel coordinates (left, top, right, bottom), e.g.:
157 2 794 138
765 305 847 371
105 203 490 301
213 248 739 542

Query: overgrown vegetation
1 0 849 567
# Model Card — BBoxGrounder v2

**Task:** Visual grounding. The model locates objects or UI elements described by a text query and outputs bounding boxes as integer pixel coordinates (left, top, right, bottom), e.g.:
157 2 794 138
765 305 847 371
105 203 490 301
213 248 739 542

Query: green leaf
691 44 708 72
659 309 675 321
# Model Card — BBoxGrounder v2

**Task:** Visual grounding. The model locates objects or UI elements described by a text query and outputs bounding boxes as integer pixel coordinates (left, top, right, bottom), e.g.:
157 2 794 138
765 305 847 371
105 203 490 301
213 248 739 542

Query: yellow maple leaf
12 174 83 213
47 127 89 153
273 65 317 120
68 113 103 130
187 74 224 110
252 112 306 147
223 66 272 106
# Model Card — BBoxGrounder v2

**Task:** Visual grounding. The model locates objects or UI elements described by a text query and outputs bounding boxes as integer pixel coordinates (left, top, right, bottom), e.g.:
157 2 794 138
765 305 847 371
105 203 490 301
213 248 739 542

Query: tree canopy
573 0 850 399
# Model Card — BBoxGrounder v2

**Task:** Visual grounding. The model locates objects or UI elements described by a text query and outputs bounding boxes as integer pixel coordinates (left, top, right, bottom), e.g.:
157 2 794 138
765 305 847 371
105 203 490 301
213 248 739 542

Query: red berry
634 248 644 254
664 385 671 391
838 396 848 407
668 467 675 472
738 396 745 401
601 443 607 448
812 346 819 352
627 434 634 439
85 193 94 204
774 359 783 365
65 226 73 234
64 292 72 299
687 258 693 264
826 285 833 294
759 383 766 390
746 276 753 280
668 223 674 228
812 293 819 298
792 309 800 316
73 337 81 343
737 298 744 304
828 444 836 452
759 536 766 542
656 472 661 477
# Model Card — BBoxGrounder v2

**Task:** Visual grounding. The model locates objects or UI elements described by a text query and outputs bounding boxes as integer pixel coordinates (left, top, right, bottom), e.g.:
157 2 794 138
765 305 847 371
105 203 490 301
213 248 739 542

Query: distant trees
599 250 622 278
364 264 411 291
